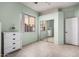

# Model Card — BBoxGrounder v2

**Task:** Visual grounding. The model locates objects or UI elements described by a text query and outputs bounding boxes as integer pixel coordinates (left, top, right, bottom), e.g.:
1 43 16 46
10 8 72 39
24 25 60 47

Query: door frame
64 18 66 44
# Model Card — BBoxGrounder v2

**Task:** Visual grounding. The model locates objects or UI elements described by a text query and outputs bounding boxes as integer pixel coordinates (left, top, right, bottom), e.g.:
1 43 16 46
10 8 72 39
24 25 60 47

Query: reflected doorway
40 20 54 43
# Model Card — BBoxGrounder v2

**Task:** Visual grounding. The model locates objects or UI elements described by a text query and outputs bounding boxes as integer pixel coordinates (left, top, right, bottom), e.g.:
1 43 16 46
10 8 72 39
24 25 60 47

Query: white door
72 18 79 45
65 18 73 44
65 17 79 45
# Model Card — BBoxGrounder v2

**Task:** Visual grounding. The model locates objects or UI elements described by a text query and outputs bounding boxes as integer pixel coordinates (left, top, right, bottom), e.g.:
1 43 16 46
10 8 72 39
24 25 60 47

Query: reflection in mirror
40 20 54 43
40 21 47 31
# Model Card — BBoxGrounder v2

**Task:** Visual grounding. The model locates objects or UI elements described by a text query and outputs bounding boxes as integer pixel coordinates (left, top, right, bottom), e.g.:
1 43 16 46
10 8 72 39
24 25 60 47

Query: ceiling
22 2 78 12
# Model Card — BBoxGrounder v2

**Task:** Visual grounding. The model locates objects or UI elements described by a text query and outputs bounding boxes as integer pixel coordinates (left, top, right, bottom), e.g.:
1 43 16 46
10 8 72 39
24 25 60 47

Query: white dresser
3 32 22 56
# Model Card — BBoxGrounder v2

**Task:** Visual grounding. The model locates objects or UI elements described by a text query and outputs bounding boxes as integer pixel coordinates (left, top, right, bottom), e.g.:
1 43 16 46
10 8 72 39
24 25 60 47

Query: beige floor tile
6 37 79 57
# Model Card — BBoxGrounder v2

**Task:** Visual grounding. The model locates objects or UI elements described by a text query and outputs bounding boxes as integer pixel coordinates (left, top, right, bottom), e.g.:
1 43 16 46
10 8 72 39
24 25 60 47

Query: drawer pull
13 34 16 35
13 47 15 49
13 38 15 40
13 43 16 44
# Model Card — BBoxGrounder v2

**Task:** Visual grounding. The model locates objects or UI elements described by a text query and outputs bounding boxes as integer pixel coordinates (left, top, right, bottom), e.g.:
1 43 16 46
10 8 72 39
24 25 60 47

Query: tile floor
6 37 79 57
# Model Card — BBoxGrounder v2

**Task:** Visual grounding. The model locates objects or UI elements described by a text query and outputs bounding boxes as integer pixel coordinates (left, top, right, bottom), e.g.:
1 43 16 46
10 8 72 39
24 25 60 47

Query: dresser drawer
12 44 21 50
4 40 21 48
12 33 20 38
4 36 20 43
3 32 22 56
11 42 21 52
4 46 13 55
4 32 20 38
4 42 21 55
12 37 20 41
4 46 21 55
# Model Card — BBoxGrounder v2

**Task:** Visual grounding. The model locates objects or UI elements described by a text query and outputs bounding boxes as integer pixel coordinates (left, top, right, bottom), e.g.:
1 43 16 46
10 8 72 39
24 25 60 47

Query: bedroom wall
74 4 79 17
57 4 79 44
39 9 63 44
58 11 64 44
0 2 39 46
0 2 78 46
39 4 79 44
39 10 64 44
62 4 79 18
62 6 75 19
39 12 55 40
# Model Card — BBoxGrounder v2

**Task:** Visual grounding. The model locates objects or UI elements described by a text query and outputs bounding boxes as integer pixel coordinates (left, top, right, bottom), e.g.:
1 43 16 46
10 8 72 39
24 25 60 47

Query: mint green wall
39 4 79 44
58 11 64 44
0 2 78 46
0 2 39 45
59 4 79 44
39 9 64 44
20 3 39 45
63 6 75 19
39 9 61 44
74 5 79 16
62 4 79 18
39 12 55 40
